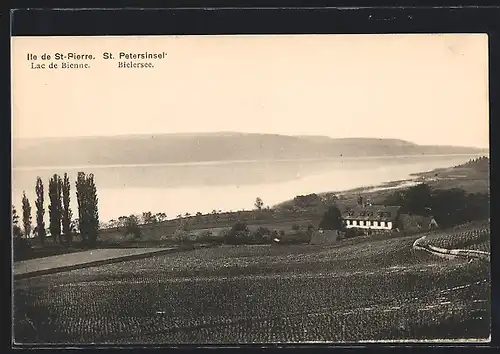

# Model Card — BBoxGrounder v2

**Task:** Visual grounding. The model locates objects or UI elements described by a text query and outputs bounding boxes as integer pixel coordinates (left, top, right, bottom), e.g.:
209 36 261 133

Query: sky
12 34 489 148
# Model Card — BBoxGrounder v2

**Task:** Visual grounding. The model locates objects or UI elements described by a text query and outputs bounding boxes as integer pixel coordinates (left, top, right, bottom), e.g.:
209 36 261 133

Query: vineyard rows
414 222 490 257
14 224 491 344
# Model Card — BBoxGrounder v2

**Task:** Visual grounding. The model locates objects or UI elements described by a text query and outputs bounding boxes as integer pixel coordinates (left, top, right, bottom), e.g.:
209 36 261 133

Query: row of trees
107 212 168 229
104 197 267 230
383 183 489 228
14 172 100 248
455 156 489 171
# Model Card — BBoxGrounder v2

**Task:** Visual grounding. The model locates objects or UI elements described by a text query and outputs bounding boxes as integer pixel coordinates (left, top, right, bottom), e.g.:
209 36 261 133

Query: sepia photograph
11 34 490 344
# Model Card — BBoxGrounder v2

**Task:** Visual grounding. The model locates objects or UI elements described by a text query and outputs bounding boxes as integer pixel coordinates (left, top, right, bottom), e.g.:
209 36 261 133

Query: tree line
315 183 489 235
13 172 100 249
104 196 268 231
383 183 489 228
455 156 489 171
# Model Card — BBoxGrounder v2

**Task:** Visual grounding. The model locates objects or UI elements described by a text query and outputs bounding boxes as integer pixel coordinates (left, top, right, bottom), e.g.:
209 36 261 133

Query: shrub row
171 222 314 246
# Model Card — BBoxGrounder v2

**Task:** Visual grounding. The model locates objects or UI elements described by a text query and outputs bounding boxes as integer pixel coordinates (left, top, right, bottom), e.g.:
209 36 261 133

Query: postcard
12 34 490 344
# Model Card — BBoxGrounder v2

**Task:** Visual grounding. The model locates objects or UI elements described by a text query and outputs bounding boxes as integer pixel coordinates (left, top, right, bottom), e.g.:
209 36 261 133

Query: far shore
290 156 489 206
328 178 418 197
12 152 487 171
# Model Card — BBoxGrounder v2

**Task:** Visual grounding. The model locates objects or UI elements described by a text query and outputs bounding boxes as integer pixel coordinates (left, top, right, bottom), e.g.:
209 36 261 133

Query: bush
123 215 141 239
197 230 224 245
225 222 250 245
250 227 274 244
13 225 23 238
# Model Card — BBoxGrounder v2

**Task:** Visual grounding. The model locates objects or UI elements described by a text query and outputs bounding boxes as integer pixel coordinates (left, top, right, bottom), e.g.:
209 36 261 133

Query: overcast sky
12 34 489 148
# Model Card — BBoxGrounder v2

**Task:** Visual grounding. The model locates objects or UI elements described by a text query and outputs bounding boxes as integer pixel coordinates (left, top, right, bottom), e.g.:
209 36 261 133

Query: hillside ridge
13 132 487 167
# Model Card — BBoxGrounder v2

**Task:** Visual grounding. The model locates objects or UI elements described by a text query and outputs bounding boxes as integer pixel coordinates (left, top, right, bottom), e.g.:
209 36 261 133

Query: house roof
341 205 401 222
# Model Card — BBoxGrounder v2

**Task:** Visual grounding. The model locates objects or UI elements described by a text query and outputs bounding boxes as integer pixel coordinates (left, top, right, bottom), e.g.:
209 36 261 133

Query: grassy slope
411 161 489 193
14 223 490 344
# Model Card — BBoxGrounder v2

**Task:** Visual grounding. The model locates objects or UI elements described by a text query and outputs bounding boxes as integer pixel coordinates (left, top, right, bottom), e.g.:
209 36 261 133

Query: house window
346 220 351 225
352 220 357 226
380 221 385 227
359 220 364 226
366 220 371 227
373 221 378 227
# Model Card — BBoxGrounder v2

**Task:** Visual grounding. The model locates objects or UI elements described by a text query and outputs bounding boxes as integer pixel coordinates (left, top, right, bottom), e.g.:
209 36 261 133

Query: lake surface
12 154 483 224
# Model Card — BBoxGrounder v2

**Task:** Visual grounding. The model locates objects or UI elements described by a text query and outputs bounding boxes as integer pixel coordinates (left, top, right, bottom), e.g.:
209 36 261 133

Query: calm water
12 154 482 224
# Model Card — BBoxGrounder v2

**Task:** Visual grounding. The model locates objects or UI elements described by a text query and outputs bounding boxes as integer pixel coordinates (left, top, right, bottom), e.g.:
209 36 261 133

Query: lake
12 154 483 224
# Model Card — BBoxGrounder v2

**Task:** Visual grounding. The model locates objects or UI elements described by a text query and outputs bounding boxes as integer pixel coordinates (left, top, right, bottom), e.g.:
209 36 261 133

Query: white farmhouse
341 205 402 231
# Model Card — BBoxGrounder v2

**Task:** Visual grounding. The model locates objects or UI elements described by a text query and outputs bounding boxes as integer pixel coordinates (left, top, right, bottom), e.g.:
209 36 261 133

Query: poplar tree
76 172 100 247
62 173 73 245
22 191 32 238
12 205 22 238
76 172 88 245
35 177 46 245
49 174 63 243
87 173 100 246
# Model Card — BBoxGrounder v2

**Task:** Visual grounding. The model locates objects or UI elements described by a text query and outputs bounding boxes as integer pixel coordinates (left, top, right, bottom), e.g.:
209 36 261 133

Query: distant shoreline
314 178 419 201
12 153 486 171
318 155 489 200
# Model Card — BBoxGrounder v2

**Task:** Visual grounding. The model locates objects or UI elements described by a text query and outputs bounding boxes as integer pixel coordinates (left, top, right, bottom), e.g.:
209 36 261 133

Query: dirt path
412 236 490 262
14 247 177 279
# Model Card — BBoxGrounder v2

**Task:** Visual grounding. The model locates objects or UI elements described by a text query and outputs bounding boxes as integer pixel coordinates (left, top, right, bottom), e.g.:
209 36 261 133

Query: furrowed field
14 223 490 344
